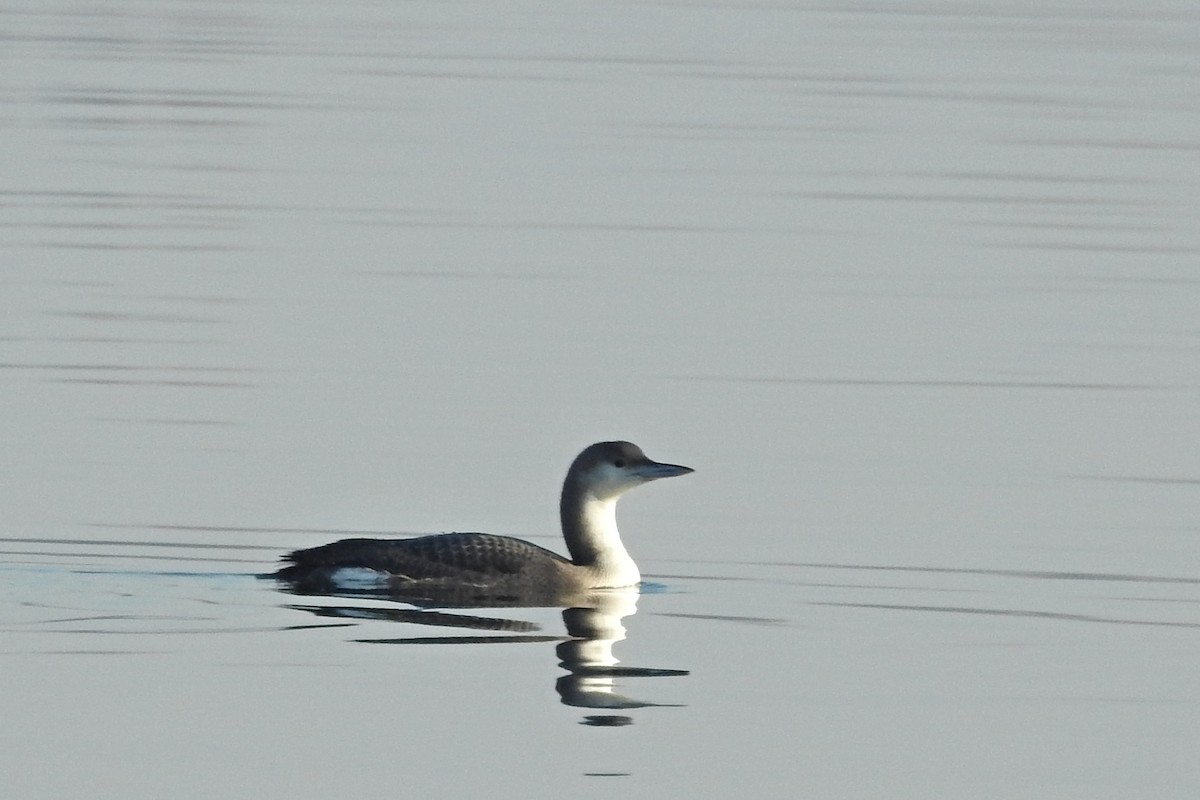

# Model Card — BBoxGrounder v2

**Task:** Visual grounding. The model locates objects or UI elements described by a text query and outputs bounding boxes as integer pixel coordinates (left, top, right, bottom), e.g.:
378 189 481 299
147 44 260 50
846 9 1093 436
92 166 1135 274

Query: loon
273 441 693 598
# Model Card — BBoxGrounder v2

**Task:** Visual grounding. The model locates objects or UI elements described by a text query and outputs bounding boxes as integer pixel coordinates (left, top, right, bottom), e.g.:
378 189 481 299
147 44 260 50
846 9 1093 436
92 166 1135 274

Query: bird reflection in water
281 583 688 722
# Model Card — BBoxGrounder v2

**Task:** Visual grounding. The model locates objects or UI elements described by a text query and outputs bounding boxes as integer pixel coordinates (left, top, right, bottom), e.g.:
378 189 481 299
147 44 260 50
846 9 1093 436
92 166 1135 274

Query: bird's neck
560 488 639 585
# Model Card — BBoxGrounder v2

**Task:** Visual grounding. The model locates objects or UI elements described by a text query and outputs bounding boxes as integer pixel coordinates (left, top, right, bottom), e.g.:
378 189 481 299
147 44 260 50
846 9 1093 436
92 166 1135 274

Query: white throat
569 494 640 587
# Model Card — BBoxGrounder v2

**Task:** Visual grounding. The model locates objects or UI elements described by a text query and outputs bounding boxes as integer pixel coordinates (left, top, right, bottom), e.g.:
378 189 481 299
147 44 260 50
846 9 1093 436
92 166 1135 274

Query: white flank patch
329 567 389 591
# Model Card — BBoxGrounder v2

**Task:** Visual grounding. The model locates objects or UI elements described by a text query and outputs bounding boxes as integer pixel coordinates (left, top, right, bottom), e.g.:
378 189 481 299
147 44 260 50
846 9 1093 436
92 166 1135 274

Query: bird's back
275 532 574 599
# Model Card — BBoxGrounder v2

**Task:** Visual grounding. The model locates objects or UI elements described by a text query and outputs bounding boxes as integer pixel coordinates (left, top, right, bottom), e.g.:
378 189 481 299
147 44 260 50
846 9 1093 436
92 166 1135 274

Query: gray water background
2 2 1199 798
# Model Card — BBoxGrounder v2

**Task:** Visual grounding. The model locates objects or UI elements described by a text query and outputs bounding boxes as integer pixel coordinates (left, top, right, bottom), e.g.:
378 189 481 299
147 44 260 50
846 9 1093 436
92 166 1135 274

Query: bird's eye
613 459 626 468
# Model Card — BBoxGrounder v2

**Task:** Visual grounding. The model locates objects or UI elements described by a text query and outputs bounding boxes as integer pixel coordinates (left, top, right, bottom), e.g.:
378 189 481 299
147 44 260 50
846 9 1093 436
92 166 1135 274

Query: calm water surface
2 2 1199 798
